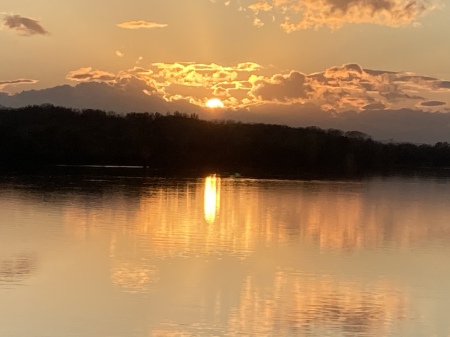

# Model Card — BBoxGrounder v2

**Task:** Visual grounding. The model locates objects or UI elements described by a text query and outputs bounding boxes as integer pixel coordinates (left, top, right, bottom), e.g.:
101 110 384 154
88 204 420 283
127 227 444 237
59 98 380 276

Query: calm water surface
1 174 450 337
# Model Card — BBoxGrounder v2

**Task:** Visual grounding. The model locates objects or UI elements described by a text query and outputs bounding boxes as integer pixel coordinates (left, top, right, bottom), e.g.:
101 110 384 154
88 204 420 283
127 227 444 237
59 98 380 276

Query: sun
206 98 224 109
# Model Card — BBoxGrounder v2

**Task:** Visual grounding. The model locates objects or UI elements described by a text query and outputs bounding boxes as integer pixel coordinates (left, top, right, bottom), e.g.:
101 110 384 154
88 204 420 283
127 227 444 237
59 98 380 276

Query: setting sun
206 98 224 109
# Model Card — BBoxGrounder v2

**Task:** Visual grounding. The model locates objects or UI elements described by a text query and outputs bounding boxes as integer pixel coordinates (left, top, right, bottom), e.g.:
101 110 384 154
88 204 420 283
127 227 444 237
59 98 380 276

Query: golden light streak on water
204 175 221 224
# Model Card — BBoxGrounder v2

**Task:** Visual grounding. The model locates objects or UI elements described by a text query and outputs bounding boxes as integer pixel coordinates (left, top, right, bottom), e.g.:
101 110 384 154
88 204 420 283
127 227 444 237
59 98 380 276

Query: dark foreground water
1 173 450 337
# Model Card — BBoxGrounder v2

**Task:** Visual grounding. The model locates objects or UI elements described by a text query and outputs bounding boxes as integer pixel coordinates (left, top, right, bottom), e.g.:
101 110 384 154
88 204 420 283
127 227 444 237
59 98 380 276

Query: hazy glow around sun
206 98 224 109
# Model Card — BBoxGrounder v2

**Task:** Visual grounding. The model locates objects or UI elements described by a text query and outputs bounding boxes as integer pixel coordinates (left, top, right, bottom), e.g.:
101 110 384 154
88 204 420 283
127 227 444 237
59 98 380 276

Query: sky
1 0 450 143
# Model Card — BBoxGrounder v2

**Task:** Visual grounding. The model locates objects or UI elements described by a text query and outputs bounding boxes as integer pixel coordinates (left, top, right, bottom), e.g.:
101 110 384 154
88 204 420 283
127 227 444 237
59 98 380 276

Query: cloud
279 0 441 31
247 63 450 112
2 14 49 36
419 100 446 107
60 62 450 114
248 1 273 12
0 79 38 91
116 21 168 29
66 68 117 83
217 0 441 31
252 71 312 102
148 62 263 106
435 80 450 89
63 62 450 113
116 50 124 58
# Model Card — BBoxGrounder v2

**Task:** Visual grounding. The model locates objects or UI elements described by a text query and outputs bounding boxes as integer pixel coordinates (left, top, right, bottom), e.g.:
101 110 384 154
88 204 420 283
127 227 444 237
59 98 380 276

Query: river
1 173 450 336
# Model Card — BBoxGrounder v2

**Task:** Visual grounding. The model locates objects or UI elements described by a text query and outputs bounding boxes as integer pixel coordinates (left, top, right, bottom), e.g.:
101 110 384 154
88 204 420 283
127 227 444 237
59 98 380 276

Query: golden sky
1 0 450 142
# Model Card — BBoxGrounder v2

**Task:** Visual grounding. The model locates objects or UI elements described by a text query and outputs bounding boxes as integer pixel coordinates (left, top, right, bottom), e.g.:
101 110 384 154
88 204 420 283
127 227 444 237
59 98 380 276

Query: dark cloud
3 15 49 36
436 81 450 89
380 92 424 102
420 100 446 107
0 79 38 86
252 71 312 102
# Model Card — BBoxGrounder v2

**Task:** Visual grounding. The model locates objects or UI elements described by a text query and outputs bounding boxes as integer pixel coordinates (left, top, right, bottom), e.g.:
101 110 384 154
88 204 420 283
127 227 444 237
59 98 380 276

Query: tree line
1 104 450 176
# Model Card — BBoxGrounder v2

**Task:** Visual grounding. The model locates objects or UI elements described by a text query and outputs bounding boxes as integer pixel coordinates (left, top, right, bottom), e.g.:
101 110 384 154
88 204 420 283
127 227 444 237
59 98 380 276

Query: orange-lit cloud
248 1 273 12
116 21 168 29
216 0 441 31
148 62 263 107
278 0 441 31
66 67 117 83
250 63 450 111
2 14 50 36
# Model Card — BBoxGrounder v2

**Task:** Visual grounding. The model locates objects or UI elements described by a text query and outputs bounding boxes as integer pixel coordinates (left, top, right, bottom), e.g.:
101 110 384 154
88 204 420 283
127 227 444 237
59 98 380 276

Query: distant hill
0 82 200 115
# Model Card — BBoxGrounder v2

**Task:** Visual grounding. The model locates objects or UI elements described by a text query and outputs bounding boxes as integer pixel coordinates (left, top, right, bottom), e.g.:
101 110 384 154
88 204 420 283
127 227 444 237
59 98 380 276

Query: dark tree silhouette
1 105 450 176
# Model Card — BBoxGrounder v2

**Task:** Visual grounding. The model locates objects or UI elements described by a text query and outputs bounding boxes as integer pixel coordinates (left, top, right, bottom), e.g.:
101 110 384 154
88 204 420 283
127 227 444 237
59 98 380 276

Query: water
1 173 450 337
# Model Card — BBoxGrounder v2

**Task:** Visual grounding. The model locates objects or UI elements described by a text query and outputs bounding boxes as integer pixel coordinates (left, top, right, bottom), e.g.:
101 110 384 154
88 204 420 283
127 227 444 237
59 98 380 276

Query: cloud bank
2 14 49 36
3 62 450 113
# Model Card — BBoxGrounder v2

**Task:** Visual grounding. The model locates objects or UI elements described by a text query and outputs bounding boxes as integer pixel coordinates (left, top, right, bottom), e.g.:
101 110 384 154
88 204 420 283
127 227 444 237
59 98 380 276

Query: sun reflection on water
204 175 221 224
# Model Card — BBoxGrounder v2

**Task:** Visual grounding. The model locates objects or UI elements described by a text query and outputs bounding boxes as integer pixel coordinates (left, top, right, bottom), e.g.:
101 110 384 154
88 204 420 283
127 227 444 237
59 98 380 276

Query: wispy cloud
116 21 168 29
2 14 49 36
0 78 38 91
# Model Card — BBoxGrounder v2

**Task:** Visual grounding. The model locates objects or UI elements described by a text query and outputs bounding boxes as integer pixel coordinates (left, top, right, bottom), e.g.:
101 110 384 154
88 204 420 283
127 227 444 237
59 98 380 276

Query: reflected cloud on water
227 273 407 337
0 254 37 287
